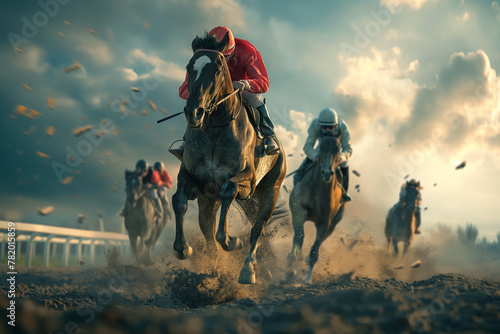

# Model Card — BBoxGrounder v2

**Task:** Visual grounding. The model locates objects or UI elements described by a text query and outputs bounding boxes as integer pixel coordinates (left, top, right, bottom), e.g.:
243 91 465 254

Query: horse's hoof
238 266 256 284
285 270 297 279
228 237 243 251
303 275 312 285
174 246 193 260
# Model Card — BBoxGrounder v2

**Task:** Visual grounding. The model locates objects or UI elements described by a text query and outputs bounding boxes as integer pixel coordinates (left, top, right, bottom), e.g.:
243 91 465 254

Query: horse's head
318 132 341 183
184 32 233 128
404 180 422 212
125 170 143 208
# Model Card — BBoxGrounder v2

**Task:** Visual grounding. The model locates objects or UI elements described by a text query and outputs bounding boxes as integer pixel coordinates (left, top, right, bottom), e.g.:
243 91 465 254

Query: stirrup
169 147 184 161
168 140 185 161
342 193 352 202
265 137 280 155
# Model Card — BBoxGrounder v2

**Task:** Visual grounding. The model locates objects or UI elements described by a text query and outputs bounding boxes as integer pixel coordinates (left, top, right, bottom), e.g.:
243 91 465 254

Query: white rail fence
0 220 129 267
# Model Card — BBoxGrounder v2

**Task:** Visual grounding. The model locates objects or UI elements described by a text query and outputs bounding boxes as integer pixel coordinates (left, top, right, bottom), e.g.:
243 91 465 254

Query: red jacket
179 38 269 99
159 170 172 189
151 169 173 188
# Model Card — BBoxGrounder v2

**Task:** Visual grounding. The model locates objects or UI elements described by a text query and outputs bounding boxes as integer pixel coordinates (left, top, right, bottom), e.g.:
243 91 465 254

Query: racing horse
123 170 169 265
171 32 286 284
385 180 422 257
287 132 346 284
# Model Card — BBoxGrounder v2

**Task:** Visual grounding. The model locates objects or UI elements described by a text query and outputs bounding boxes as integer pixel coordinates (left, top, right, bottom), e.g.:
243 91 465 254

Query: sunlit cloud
394 50 500 162
74 33 114 65
335 47 419 133
129 49 185 81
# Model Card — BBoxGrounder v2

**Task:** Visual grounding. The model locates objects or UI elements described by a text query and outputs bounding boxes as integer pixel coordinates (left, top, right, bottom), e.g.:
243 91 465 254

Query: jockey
143 162 165 221
399 179 422 234
172 25 279 158
125 159 163 220
153 161 173 219
293 108 353 202
118 159 152 217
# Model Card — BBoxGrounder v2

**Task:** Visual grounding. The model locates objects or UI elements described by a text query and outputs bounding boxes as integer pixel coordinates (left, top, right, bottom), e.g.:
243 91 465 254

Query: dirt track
2 210 500 334
2 251 500 333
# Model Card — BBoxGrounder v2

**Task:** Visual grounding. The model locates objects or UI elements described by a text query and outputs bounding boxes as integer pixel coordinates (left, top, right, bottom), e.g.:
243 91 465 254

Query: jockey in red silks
152 161 173 219
171 26 280 159
118 159 164 219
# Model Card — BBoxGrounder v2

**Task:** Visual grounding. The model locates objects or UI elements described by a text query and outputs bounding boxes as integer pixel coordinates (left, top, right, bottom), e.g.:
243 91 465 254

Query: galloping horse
287 133 345 284
171 32 286 284
124 170 169 265
385 180 422 257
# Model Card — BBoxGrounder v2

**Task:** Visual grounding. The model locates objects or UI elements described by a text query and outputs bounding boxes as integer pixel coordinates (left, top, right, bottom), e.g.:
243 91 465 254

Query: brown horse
171 32 286 284
123 170 169 265
385 180 421 257
287 133 345 284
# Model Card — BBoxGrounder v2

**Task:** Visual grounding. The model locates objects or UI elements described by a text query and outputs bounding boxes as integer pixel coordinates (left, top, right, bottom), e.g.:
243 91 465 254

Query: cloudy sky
0 0 499 239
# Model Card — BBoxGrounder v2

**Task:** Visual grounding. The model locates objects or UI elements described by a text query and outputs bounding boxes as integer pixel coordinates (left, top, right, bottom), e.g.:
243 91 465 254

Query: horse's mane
192 32 219 52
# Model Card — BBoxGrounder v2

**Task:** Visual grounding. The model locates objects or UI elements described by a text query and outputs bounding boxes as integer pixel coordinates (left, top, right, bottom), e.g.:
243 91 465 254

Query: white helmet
318 108 338 126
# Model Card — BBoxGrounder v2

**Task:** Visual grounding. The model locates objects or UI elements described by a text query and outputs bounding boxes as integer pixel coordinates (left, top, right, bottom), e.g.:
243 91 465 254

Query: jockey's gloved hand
232 80 250 91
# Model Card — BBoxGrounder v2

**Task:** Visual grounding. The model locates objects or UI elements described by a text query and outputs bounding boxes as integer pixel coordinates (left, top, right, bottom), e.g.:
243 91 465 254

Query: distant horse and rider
287 132 347 284
168 26 286 284
385 179 423 258
285 107 353 283
121 159 172 265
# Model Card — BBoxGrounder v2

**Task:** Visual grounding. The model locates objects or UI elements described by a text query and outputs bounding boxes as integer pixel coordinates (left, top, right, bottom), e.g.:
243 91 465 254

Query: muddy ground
2 211 500 333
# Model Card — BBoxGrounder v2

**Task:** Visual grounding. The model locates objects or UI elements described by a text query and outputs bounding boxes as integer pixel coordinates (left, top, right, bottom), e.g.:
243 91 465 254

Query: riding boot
415 207 421 234
293 158 313 186
256 103 280 155
152 198 163 220
168 130 187 161
340 166 352 202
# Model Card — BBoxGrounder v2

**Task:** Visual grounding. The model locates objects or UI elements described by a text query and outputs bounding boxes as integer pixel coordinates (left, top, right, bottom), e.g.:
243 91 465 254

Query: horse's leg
403 240 411 256
216 167 254 251
128 234 140 264
198 196 220 254
238 181 280 284
142 226 160 266
392 239 399 257
287 202 307 266
304 221 329 285
172 171 198 259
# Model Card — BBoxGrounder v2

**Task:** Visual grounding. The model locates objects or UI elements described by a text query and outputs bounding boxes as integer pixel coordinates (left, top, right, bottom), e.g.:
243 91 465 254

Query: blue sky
0 0 499 240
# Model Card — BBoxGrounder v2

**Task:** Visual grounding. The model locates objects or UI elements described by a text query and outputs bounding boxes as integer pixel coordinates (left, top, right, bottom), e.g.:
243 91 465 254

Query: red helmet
208 26 235 56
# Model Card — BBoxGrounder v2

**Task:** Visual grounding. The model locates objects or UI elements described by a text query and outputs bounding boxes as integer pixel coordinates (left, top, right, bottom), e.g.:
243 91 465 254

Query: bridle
127 176 146 208
189 48 242 125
